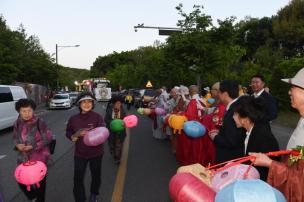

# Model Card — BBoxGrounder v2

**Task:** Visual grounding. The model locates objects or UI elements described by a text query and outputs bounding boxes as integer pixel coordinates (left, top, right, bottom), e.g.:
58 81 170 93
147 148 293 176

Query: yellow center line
111 128 131 202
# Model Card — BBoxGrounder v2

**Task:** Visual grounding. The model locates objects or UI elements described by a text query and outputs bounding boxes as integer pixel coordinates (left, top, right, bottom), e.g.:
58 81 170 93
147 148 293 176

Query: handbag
49 139 56 154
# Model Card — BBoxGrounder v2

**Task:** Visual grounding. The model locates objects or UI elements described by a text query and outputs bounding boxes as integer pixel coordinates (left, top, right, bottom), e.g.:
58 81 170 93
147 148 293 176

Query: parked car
49 93 72 109
0 85 27 130
69 92 79 105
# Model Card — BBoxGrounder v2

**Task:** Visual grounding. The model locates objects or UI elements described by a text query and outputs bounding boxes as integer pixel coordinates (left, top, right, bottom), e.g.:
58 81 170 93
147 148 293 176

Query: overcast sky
0 0 291 70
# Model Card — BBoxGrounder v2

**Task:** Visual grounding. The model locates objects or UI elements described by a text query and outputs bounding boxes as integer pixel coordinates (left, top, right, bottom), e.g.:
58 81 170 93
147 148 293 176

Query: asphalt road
0 103 294 202
0 103 179 202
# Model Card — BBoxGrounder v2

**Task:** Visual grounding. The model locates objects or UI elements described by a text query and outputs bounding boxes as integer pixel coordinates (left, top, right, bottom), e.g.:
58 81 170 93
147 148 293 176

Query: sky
0 0 291 70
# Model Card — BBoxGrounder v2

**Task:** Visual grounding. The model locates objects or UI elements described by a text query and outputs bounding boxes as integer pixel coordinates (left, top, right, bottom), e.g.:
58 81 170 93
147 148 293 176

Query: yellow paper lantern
170 115 187 134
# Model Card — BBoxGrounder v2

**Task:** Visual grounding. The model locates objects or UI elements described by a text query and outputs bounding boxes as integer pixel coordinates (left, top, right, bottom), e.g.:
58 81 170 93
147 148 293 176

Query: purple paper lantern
155 107 166 115
211 164 260 192
83 127 109 146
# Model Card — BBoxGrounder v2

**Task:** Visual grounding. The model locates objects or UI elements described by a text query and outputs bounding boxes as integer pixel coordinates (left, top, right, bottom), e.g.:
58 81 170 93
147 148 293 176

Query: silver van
0 85 27 130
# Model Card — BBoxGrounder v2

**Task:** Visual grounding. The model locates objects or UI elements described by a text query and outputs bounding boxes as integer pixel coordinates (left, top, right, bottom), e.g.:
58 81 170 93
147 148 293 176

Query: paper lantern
183 121 206 138
137 108 144 115
83 127 109 146
177 163 212 186
170 115 187 134
207 98 215 104
215 179 286 202
110 119 125 132
168 114 176 127
211 164 260 192
123 115 138 128
169 173 216 202
14 161 47 191
155 107 166 115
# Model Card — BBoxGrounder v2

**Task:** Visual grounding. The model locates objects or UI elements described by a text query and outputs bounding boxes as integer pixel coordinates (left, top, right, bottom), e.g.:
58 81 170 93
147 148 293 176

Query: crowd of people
144 70 304 202
10 68 304 202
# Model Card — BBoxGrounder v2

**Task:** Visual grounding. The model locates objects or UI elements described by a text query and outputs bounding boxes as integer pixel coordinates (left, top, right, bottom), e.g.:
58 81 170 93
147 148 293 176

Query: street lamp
55 44 80 89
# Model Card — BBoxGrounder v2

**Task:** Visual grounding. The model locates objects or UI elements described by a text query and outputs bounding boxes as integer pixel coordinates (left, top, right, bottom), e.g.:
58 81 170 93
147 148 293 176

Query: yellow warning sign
146 80 153 88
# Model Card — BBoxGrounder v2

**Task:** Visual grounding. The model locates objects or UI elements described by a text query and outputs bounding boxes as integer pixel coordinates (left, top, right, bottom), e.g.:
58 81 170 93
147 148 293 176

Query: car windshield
53 95 69 99
144 89 156 97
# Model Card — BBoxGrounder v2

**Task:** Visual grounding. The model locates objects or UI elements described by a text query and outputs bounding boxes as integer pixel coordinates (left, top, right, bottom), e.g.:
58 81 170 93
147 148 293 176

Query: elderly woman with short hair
13 98 52 202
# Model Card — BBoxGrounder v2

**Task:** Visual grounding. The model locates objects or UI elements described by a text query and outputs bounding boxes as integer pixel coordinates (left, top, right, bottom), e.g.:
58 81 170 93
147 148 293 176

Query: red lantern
169 173 216 202
123 115 138 128
14 161 47 191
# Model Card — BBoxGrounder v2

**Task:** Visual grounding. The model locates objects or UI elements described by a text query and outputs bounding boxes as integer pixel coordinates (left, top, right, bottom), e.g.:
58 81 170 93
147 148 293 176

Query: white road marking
0 155 7 160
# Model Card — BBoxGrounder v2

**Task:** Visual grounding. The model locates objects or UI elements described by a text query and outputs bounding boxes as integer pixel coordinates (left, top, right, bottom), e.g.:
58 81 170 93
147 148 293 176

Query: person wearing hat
104 95 126 164
250 67 304 202
66 92 105 202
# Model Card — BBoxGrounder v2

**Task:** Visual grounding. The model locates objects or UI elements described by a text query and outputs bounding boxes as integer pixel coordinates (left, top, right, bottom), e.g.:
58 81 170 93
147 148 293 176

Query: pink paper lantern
155 107 166 115
14 161 47 191
211 164 260 192
169 173 216 202
123 115 138 128
83 127 109 146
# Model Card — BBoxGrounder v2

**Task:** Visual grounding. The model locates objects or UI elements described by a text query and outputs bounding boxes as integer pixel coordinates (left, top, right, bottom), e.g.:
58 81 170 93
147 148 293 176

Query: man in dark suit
250 74 278 122
209 80 246 163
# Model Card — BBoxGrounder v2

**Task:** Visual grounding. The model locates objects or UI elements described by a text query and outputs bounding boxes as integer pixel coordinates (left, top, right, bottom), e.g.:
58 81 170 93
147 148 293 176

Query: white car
0 85 27 130
69 92 79 105
49 94 72 109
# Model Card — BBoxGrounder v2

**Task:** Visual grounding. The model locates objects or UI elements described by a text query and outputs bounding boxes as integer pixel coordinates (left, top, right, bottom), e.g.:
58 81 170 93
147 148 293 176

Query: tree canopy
0 15 89 89
91 0 304 109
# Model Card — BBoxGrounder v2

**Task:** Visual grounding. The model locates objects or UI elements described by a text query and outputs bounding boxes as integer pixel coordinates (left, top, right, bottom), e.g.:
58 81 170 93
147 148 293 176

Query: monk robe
267 156 304 202
201 103 226 166
176 94 211 166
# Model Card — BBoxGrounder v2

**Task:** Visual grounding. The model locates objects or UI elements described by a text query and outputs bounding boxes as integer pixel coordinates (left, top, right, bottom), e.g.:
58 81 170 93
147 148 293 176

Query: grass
273 110 300 128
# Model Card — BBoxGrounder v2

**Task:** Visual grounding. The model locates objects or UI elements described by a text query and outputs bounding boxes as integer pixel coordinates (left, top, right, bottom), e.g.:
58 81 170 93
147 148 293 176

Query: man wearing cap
250 67 304 202
66 92 105 202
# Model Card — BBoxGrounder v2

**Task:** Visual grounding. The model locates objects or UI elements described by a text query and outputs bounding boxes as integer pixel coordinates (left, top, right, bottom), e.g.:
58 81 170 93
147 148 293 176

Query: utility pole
55 44 80 90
